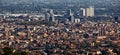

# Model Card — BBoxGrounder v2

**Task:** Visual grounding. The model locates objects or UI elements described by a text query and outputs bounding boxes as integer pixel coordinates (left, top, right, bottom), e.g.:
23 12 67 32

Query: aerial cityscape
0 0 120 55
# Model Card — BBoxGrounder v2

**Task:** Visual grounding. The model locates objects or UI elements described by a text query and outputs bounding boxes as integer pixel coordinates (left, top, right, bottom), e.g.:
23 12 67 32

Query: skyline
0 0 117 4
0 0 120 55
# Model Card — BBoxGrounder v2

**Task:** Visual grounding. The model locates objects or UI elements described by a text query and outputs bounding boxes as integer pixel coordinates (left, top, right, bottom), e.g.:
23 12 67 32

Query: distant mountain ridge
0 0 118 5
0 0 114 3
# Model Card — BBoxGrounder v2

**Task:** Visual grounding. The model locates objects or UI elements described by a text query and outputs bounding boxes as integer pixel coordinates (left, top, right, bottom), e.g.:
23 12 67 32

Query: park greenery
2 47 28 55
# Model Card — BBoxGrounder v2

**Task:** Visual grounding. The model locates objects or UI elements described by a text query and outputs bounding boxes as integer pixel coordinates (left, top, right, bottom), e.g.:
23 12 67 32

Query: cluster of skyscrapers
45 6 95 23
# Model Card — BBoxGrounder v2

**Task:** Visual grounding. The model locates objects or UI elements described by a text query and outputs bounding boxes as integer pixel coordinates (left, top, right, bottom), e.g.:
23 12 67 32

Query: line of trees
16 21 54 26
2 47 28 55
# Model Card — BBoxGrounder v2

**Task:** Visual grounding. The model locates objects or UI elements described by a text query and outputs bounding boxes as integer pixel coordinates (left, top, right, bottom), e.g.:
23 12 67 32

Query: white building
81 8 86 16
86 6 94 17
75 19 80 23
81 6 94 17
50 9 55 22
69 9 75 23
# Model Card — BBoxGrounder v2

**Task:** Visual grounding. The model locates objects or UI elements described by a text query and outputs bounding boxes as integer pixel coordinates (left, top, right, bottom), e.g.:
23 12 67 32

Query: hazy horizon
0 0 116 4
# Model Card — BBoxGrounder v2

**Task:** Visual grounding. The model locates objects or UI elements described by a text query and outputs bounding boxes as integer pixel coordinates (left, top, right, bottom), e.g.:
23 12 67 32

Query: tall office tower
81 8 86 16
45 10 50 21
69 9 72 15
86 6 94 17
83 9 86 16
70 13 74 23
69 9 74 22
45 9 55 22
49 9 55 22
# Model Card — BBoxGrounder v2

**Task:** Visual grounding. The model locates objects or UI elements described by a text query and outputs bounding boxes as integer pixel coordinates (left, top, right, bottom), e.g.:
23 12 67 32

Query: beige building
86 6 94 17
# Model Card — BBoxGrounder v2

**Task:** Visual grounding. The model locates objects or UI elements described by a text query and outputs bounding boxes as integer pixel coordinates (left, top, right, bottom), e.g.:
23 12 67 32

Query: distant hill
0 0 115 4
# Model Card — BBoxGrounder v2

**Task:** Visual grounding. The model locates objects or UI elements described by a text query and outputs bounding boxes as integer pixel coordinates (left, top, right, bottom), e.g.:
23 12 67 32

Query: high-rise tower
45 9 55 22
49 9 55 22
86 6 94 17
45 10 50 21
69 9 74 22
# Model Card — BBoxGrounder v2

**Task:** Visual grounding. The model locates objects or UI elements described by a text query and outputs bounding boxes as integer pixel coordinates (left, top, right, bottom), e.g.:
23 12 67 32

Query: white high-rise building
45 9 55 22
69 9 74 23
50 9 55 22
86 6 94 17
81 8 86 16
83 9 86 16
70 13 74 23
